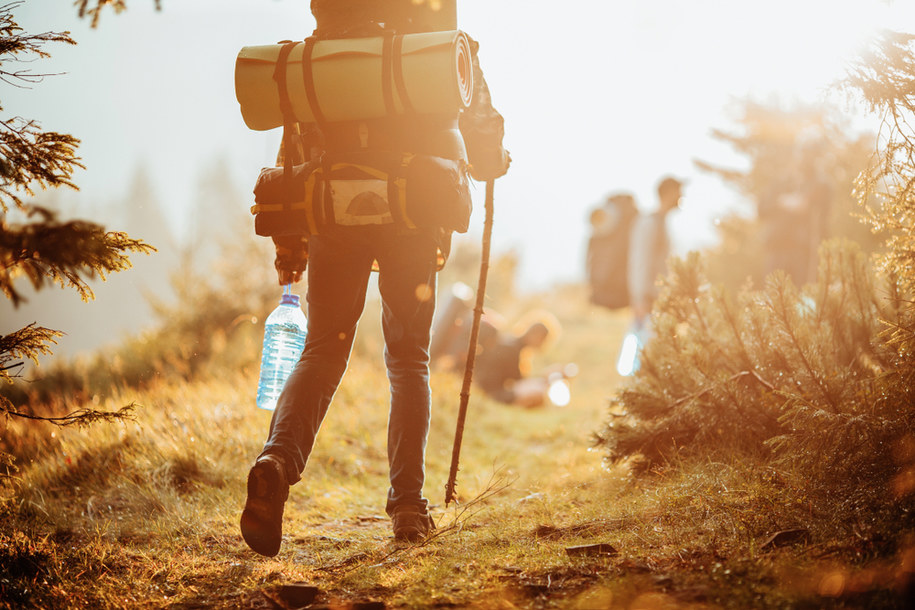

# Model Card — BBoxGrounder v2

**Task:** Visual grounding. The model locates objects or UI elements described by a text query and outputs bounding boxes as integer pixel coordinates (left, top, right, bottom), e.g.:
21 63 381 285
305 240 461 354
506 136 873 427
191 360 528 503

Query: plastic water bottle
256 285 307 411
616 321 651 377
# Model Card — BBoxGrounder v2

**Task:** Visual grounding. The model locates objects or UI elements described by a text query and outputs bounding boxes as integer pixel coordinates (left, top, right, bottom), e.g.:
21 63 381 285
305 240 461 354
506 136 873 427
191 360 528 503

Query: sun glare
752 1 889 96
547 378 571 408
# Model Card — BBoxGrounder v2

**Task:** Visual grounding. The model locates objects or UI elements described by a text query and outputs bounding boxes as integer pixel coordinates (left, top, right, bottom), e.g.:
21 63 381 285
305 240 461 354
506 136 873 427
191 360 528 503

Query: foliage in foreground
0 237 277 417
848 30 915 392
0 3 150 436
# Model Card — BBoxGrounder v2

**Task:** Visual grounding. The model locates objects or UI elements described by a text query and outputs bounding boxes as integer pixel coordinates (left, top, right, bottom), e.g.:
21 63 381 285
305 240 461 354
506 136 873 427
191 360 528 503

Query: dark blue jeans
259 225 438 515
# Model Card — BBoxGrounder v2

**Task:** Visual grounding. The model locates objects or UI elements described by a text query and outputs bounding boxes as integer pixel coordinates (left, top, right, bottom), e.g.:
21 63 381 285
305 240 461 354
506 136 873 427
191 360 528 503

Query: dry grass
2 285 913 608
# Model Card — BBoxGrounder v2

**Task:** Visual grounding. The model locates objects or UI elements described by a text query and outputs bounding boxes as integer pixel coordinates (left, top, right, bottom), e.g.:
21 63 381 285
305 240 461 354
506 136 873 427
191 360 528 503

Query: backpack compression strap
392 35 416 115
381 31 396 117
272 41 301 202
301 36 335 226
380 32 416 116
301 37 329 130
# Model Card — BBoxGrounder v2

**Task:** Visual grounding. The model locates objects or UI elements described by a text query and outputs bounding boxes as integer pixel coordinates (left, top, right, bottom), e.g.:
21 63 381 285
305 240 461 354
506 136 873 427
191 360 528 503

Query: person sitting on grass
431 303 572 408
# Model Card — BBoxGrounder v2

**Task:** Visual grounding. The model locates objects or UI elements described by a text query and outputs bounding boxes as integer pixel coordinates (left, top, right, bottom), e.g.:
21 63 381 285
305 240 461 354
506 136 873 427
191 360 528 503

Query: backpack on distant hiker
585 193 638 310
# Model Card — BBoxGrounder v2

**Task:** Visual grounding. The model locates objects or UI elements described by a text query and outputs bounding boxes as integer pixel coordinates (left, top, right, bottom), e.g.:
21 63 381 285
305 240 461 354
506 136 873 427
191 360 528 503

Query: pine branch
74 0 162 29
0 396 136 427
0 2 75 89
1 207 155 306
0 323 62 383
668 370 776 410
846 31 915 114
714 286 757 373
0 4 82 211
0 118 83 210
765 273 840 413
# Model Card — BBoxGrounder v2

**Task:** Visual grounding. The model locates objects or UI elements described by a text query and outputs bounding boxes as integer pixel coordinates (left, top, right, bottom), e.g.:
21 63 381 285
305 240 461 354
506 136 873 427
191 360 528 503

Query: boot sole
240 463 285 557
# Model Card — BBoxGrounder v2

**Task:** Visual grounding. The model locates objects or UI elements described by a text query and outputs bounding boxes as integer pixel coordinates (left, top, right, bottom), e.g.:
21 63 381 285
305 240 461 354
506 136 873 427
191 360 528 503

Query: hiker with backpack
239 0 510 556
585 192 639 310
585 177 684 375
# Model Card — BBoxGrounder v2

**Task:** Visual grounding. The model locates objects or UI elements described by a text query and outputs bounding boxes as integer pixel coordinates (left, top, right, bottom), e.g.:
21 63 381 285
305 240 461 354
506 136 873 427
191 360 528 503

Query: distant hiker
240 0 510 557
585 192 639 311
628 176 683 323
619 176 684 375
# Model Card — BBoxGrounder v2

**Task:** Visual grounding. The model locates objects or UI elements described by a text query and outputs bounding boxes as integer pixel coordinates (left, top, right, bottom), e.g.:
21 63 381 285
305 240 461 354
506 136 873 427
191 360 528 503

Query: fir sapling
598 241 911 495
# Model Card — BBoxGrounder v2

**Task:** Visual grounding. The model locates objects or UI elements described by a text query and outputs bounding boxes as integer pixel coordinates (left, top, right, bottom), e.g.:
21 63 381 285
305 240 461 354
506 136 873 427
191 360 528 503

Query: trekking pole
445 179 495 506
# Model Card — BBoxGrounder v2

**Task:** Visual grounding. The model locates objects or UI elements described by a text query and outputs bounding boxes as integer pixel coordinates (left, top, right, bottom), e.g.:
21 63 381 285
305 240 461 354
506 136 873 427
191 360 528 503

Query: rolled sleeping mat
235 30 473 131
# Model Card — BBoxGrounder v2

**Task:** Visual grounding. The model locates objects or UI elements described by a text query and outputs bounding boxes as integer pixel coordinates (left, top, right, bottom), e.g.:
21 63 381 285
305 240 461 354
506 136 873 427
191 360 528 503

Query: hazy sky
7 0 915 290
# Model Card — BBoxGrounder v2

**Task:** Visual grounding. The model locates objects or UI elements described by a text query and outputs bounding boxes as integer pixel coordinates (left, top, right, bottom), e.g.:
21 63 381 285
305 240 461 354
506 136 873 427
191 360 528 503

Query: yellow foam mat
235 30 473 131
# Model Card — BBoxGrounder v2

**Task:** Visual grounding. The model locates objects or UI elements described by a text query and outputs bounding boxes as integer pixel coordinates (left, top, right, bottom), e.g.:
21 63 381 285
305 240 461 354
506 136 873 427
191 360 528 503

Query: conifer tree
597 244 895 485
0 2 151 426
695 102 877 290
598 31 915 504
848 31 915 356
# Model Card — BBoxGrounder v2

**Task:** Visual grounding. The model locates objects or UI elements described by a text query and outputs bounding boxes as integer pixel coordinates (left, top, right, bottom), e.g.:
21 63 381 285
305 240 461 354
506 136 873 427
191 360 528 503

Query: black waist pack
250 153 472 237
251 160 324 237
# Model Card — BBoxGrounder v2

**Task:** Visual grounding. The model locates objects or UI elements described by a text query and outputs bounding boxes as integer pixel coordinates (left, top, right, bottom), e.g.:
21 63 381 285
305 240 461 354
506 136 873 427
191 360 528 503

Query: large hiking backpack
586 193 638 310
236 30 475 240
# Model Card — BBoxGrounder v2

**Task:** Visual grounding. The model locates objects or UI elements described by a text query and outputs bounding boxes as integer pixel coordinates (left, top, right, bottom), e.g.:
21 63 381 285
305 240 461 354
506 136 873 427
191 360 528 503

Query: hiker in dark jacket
241 0 510 556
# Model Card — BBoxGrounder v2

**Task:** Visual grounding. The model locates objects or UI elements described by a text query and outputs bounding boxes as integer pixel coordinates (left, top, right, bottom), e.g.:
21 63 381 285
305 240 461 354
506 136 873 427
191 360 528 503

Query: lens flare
548 379 571 407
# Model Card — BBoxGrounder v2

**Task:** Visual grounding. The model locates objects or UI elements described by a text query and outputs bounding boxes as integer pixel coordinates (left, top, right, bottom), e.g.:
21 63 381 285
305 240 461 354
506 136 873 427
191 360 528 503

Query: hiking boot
240 454 289 557
392 505 435 542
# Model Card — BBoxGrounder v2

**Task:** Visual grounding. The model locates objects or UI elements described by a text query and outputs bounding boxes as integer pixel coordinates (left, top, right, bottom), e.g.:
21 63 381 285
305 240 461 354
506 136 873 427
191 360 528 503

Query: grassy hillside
1 282 912 608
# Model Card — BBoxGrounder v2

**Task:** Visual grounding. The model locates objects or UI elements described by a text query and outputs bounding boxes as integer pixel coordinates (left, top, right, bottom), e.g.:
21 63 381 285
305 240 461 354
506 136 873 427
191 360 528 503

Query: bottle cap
280 283 300 306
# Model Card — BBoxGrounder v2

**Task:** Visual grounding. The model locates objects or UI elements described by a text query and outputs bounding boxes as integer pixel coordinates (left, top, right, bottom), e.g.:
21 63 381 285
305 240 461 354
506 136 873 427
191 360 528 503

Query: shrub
597 241 910 496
